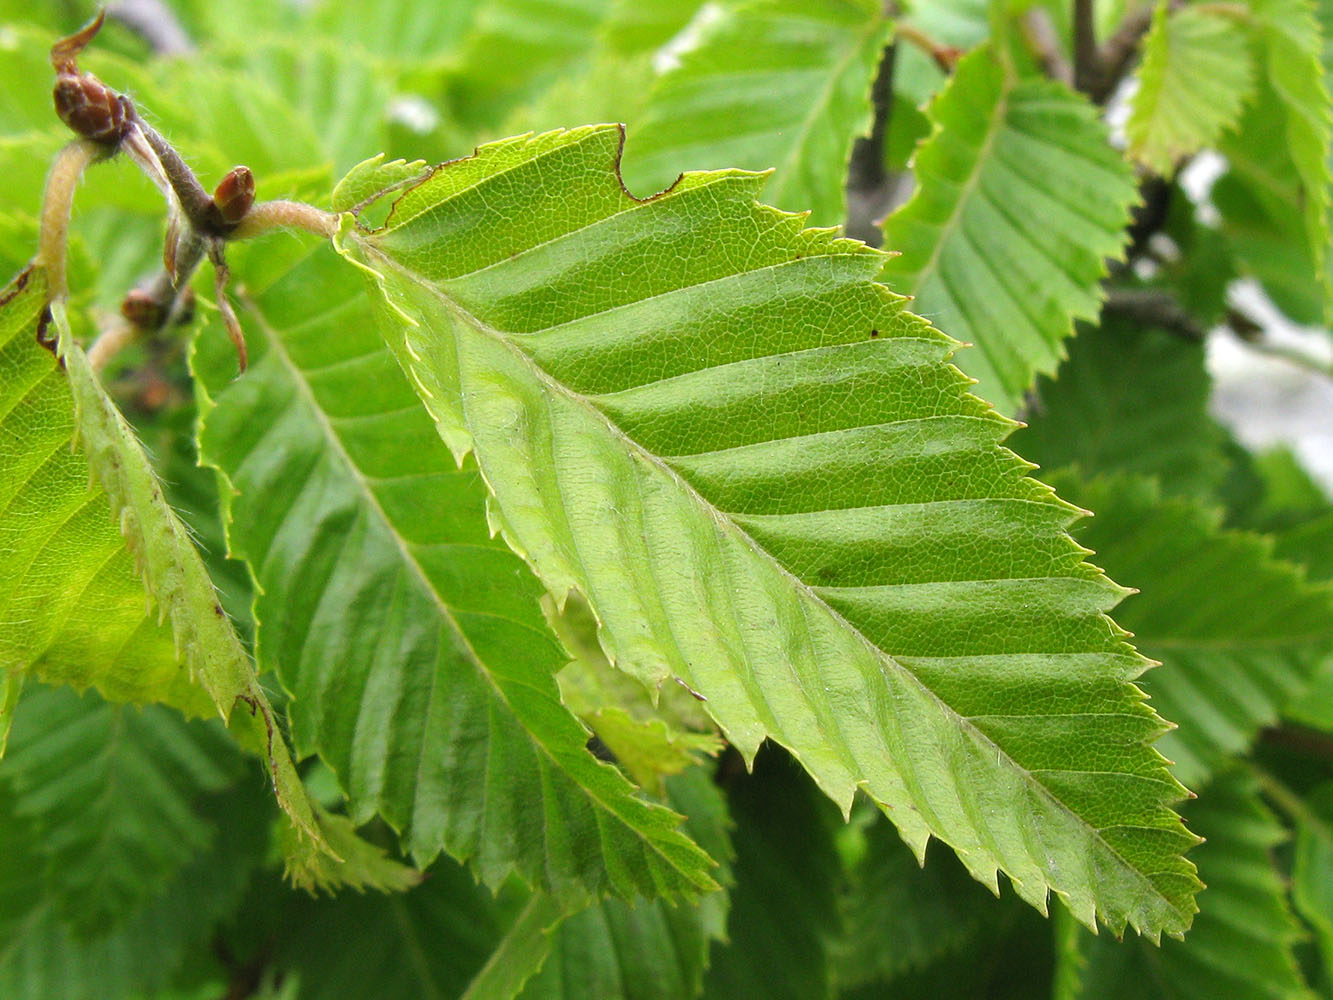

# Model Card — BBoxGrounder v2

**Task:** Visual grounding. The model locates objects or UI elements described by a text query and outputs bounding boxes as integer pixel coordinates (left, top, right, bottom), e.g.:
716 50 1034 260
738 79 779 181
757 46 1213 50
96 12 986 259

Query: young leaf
47 295 328 866
1218 0 1333 319
1052 473 1333 788
552 596 722 794
0 684 241 933
344 124 1199 938
0 267 211 716
879 45 1137 414
193 245 717 903
1060 770 1314 1000
623 0 894 225
1126 4 1255 176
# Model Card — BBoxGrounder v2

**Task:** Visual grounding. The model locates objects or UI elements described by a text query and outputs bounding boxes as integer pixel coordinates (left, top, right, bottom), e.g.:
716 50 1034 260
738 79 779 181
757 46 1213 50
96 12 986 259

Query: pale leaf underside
344 124 1199 937
194 246 717 903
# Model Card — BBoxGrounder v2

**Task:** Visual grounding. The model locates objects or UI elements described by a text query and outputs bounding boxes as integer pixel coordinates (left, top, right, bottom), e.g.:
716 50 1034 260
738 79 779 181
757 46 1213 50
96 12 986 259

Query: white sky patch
653 2 726 75
386 95 440 135
1208 279 1333 494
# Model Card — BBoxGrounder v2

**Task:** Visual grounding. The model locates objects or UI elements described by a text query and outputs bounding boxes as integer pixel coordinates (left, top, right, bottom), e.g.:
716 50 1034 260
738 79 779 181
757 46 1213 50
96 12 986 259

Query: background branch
107 0 193 56
1072 0 1099 94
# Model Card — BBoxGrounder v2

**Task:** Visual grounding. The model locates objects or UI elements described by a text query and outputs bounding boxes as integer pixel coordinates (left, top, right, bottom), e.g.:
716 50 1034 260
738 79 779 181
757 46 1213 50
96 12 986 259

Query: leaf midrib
363 240 1190 927
237 284 704 885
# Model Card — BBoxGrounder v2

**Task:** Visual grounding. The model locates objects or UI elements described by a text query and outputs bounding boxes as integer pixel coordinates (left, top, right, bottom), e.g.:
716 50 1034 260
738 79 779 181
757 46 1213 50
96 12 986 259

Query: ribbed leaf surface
1054 474 1333 788
0 684 239 932
623 0 893 224
879 46 1137 414
1063 771 1314 1000
0 267 209 714
193 246 716 902
1127 5 1255 175
345 125 1199 937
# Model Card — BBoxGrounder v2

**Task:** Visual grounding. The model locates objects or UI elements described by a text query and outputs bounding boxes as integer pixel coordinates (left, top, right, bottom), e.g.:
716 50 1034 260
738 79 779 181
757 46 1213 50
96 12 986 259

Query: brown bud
50 10 104 74
210 166 255 229
121 289 165 329
53 74 132 145
121 287 195 330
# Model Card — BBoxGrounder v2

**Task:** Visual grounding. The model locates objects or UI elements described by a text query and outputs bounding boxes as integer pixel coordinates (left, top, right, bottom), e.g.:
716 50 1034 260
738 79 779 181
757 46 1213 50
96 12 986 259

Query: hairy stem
87 316 138 372
232 200 338 240
37 140 103 301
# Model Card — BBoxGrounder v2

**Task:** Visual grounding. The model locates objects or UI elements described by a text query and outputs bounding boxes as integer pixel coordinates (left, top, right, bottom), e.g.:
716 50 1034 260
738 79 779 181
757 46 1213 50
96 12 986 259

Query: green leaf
1011 317 1230 499
515 768 734 1000
0 772 273 1000
878 45 1138 414
0 267 210 714
622 0 893 225
260 856 513 1000
0 684 241 933
276 806 422 895
1218 0 1333 320
1248 0 1332 284
331 153 431 215
461 894 568 1000
0 670 19 757
48 295 329 867
600 0 707 52
552 595 722 794
1061 770 1315 1000
1126 4 1255 175
702 751 840 1000
830 811 996 990
308 0 485 64
345 124 1199 937
1052 472 1333 787
1293 782 1333 976
193 244 717 902
446 0 616 129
